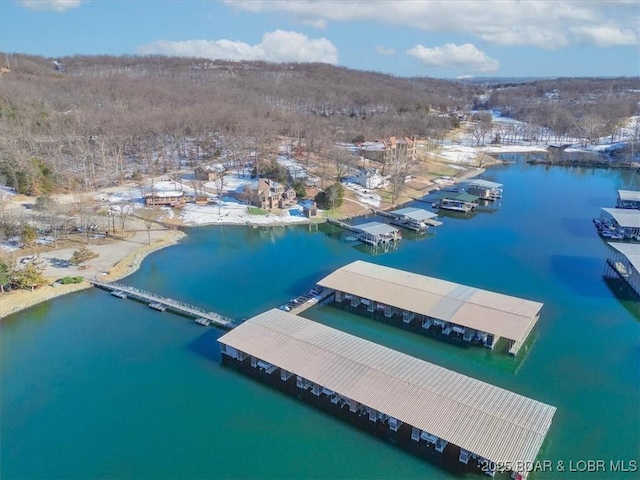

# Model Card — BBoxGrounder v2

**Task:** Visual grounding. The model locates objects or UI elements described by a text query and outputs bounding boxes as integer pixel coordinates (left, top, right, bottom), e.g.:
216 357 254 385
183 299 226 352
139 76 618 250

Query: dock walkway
90 279 237 330
289 289 334 315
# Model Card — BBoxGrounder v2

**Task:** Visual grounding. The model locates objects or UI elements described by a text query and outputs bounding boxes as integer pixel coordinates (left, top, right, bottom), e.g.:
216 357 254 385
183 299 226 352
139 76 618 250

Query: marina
218 309 556 480
2 162 638 480
317 260 543 356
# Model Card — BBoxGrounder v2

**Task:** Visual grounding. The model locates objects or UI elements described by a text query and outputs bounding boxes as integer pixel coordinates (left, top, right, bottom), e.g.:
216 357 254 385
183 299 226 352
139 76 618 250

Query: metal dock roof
390 207 438 221
455 193 480 202
356 221 399 235
608 242 640 273
218 309 556 474
317 261 543 343
466 179 503 189
618 190 640 202
602 208 640 228
465 178 503 188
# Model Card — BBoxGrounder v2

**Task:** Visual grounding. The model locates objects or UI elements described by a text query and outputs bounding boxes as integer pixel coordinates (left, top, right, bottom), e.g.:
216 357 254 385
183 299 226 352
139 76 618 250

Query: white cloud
407 43 500 73
17 0 85 12
375 46 396 56
224 0 640 49
137 30 338 64
570 25 638 47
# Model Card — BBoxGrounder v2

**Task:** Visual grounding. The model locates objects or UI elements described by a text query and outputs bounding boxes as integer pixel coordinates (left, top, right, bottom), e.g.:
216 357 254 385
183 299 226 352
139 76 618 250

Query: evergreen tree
69 246 99 269
11 263 47 291
0 261 10 293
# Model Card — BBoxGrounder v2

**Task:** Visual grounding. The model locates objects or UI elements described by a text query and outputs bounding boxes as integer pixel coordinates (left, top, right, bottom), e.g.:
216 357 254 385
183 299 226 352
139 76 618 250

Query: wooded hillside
1 53 638 194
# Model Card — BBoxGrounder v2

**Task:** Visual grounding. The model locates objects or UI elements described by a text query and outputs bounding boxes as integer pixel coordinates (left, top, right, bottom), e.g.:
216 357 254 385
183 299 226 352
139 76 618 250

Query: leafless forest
1 53 639 195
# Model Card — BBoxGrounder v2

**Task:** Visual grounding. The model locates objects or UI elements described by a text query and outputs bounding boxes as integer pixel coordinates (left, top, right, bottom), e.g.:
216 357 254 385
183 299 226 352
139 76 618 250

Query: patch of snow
0 186 16 196
180 197 309 226
342 182 381 207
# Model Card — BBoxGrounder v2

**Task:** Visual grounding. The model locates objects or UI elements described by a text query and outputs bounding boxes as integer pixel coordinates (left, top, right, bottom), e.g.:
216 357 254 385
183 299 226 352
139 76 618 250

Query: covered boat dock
599 208 640 240
435 193 479 213
354 221 401 246
463 179 503 201
317 261 543 356
616 190 640 210
218 309 556 479
605 242 640 297
388 207 442 231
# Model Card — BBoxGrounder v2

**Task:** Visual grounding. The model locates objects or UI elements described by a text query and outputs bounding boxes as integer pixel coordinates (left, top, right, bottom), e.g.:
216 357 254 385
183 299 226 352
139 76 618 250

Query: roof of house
145 190 184 198
390 207 439 221
196 164 225 173
317 261 543 343
218 309 556 476
602 208 640 228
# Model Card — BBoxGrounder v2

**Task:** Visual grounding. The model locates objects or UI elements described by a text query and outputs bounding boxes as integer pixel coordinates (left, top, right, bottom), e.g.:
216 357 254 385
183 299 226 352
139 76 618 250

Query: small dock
434 194 478 213
91 279 237 330
375 207 443 231
328 218 401 246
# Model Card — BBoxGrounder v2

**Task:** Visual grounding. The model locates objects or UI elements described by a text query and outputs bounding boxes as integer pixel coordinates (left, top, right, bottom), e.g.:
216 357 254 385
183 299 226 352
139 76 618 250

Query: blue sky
1 0 639 78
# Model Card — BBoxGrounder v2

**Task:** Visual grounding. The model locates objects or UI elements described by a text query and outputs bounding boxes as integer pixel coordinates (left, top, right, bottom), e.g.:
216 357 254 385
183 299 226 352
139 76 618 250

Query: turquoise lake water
2 160 639 479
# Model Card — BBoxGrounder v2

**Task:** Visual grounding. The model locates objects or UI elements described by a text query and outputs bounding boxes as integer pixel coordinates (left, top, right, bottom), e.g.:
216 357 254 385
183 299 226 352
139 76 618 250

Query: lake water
2 160 639 479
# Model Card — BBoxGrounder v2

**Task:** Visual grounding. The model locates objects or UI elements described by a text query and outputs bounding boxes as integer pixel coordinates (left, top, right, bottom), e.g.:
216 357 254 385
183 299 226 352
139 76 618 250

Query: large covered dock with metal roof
317 261 543 356
218 309 556 479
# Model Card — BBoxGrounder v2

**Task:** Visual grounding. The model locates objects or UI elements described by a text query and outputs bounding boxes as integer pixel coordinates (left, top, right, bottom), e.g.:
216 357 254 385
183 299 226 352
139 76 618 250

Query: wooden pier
90 279 237 330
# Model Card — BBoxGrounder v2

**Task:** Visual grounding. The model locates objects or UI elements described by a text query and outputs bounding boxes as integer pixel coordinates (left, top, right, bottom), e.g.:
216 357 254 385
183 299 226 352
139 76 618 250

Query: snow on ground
213 172 256 194
0 186 16 196
180 196 309 226
0 237 20 252
438 144 547 164
480 145 547 154
341 181 382 208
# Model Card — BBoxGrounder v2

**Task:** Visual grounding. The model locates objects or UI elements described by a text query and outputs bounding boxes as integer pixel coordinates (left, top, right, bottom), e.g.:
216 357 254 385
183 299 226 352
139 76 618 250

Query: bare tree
469 112 493 146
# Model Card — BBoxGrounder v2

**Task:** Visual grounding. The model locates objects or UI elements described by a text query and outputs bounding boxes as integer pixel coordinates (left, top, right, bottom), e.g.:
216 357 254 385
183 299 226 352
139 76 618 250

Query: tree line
0 53 638 198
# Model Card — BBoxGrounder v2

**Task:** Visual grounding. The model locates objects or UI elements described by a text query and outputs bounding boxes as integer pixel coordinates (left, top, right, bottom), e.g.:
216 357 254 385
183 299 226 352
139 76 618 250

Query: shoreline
0 230 186 319
0 164 488 319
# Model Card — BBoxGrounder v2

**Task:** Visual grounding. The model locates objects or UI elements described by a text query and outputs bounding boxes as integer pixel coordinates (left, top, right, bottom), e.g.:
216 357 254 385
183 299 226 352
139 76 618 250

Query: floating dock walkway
91 279 237 330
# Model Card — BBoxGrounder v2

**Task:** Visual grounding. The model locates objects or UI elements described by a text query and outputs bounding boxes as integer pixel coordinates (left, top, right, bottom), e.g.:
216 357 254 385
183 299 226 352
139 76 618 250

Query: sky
1 0 639 78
